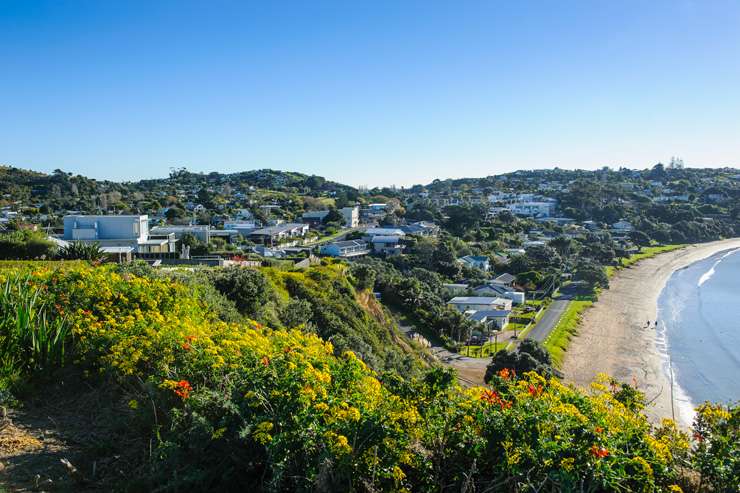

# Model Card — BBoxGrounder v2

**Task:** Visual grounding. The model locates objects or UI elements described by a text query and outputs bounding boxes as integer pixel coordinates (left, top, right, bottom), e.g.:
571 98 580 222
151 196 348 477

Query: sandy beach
562 238 740 427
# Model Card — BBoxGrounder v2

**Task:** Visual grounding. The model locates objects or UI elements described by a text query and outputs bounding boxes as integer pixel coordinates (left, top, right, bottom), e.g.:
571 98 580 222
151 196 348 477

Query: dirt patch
0 372 148 492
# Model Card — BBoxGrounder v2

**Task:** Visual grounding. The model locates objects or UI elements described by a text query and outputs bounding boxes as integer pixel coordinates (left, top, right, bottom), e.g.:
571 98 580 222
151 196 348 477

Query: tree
322 208 344 226
484 339 553 381
208 267 273 316
574 260 609 291
628 230 651 249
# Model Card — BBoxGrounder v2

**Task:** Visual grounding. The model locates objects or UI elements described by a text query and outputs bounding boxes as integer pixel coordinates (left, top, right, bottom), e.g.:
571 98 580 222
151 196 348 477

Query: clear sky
1 1 739 187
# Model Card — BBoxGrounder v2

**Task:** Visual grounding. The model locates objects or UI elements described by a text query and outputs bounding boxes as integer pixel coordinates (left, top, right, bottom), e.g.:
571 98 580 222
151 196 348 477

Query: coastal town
2 163 739 363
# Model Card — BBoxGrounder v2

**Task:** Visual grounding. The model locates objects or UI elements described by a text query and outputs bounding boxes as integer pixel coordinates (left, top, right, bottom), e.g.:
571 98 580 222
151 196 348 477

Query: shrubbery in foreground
0 263 737 492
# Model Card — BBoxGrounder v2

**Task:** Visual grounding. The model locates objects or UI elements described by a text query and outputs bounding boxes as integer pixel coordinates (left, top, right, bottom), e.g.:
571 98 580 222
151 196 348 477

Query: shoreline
561 238 740 428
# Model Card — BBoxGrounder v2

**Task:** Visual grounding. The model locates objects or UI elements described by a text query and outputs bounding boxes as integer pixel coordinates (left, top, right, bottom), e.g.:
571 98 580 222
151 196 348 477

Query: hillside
0 261 737 492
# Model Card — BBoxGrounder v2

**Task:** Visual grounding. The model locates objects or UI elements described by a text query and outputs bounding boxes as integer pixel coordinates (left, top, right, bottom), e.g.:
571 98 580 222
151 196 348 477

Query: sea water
657 248 740 424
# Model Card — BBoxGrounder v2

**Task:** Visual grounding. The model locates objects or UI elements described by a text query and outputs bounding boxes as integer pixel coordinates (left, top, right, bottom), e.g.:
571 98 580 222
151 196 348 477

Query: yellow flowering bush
1 263 734 492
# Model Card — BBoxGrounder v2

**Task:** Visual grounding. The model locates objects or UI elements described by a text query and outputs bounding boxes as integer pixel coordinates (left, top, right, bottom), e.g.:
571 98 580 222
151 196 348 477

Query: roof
448 297 501 305
250 223 307 235
493 273 516 284
329 240 367 249
371 235 401 243
364 227 405 236
460 255 489 262
100 246 135 254
470 309 512 321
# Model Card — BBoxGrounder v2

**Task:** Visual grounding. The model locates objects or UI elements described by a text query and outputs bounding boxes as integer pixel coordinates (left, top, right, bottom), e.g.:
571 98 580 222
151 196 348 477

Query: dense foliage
0 262 736 491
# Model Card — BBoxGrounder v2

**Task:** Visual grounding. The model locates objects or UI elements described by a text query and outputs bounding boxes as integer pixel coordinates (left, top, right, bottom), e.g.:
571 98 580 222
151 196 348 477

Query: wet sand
562 238 740 427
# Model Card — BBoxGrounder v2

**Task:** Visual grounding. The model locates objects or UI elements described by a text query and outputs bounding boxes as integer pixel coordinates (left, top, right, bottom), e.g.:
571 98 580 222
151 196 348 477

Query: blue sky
1 1 739 187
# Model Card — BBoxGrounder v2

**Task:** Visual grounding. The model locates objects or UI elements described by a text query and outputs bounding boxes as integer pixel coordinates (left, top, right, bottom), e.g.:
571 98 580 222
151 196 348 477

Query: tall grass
0 274 71 384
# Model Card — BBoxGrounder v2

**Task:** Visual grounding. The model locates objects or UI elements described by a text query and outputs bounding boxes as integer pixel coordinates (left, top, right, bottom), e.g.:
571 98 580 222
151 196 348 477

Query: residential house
458 255 490 272
469 309 511 330
301 210 330 226
340 206 360 228
150 224 212 243
400 221 439 236
248 223 309 246
442 283 469 295
319 240 370 258
371 235 404 255
447 296 513 313
62 214 177 253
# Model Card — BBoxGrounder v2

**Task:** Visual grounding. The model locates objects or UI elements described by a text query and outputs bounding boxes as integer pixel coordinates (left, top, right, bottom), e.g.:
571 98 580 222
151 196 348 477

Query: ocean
657 247 740 424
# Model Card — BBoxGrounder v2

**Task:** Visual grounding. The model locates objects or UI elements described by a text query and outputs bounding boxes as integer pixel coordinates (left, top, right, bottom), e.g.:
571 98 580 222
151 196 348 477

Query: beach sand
562 238 740 427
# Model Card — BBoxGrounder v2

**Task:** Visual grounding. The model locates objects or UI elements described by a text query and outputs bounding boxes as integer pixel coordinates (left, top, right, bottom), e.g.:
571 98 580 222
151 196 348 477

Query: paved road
526 299 571 342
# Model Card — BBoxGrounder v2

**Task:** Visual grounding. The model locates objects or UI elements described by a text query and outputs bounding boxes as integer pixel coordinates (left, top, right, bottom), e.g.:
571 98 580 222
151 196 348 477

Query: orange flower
589 445 609 458
261 356 270 366
481 389 499 405
497 368 512 380
174 380 192 399
595 426 604 434
181 342 192 351
184 335 197 342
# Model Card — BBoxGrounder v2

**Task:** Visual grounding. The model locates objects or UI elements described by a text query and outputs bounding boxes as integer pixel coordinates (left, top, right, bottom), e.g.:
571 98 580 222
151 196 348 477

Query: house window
133 222 140 236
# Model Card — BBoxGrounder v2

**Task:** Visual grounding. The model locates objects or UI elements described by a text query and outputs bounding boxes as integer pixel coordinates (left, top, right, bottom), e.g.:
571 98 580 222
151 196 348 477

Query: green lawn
459 341 510 358
608 244 686 278
543 300 593 368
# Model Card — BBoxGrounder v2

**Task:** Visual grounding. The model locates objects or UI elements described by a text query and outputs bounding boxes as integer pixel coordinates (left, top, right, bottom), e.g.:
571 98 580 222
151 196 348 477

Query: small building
340 206 360 228
301 210 330 226
442 283 469 295
371 235 403 255
400 221 439 236
469 309 511 330
319 240 370 258
363 227 405 239
248 223 309 246
472 282 525 305
447 296 512 313
458 255 490 272
150 224 211 243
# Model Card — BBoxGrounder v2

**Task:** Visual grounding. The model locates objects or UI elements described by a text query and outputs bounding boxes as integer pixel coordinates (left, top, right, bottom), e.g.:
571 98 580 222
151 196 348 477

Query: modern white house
222 221 259 237
62 214 177 253
319 240 370 258
447 296 513 313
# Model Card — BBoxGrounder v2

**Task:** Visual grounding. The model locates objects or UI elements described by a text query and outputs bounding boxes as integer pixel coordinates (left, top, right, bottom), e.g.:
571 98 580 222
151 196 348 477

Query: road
526 299 570 342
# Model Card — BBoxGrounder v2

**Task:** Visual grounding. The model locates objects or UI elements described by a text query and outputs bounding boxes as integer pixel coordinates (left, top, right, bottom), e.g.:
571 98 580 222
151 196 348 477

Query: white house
447 296 512 313
319 240 370 258
340 206 360 228
150 224 211 243
62 214 176 253
507 201 556 218
248 223 309 245
469 309 511 330
458 255 490 272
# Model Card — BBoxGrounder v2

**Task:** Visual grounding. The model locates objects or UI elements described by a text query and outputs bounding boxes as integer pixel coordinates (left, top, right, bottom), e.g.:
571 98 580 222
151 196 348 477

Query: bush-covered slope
0 263 737 492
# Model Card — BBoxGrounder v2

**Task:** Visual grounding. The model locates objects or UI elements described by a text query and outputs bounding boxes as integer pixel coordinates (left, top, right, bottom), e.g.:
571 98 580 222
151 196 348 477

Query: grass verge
607 244 686 278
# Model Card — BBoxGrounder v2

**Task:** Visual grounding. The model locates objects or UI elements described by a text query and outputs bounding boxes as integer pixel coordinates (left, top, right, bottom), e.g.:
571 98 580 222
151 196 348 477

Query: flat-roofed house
447 296 513 313
319 240 370 258
248 223 309 246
